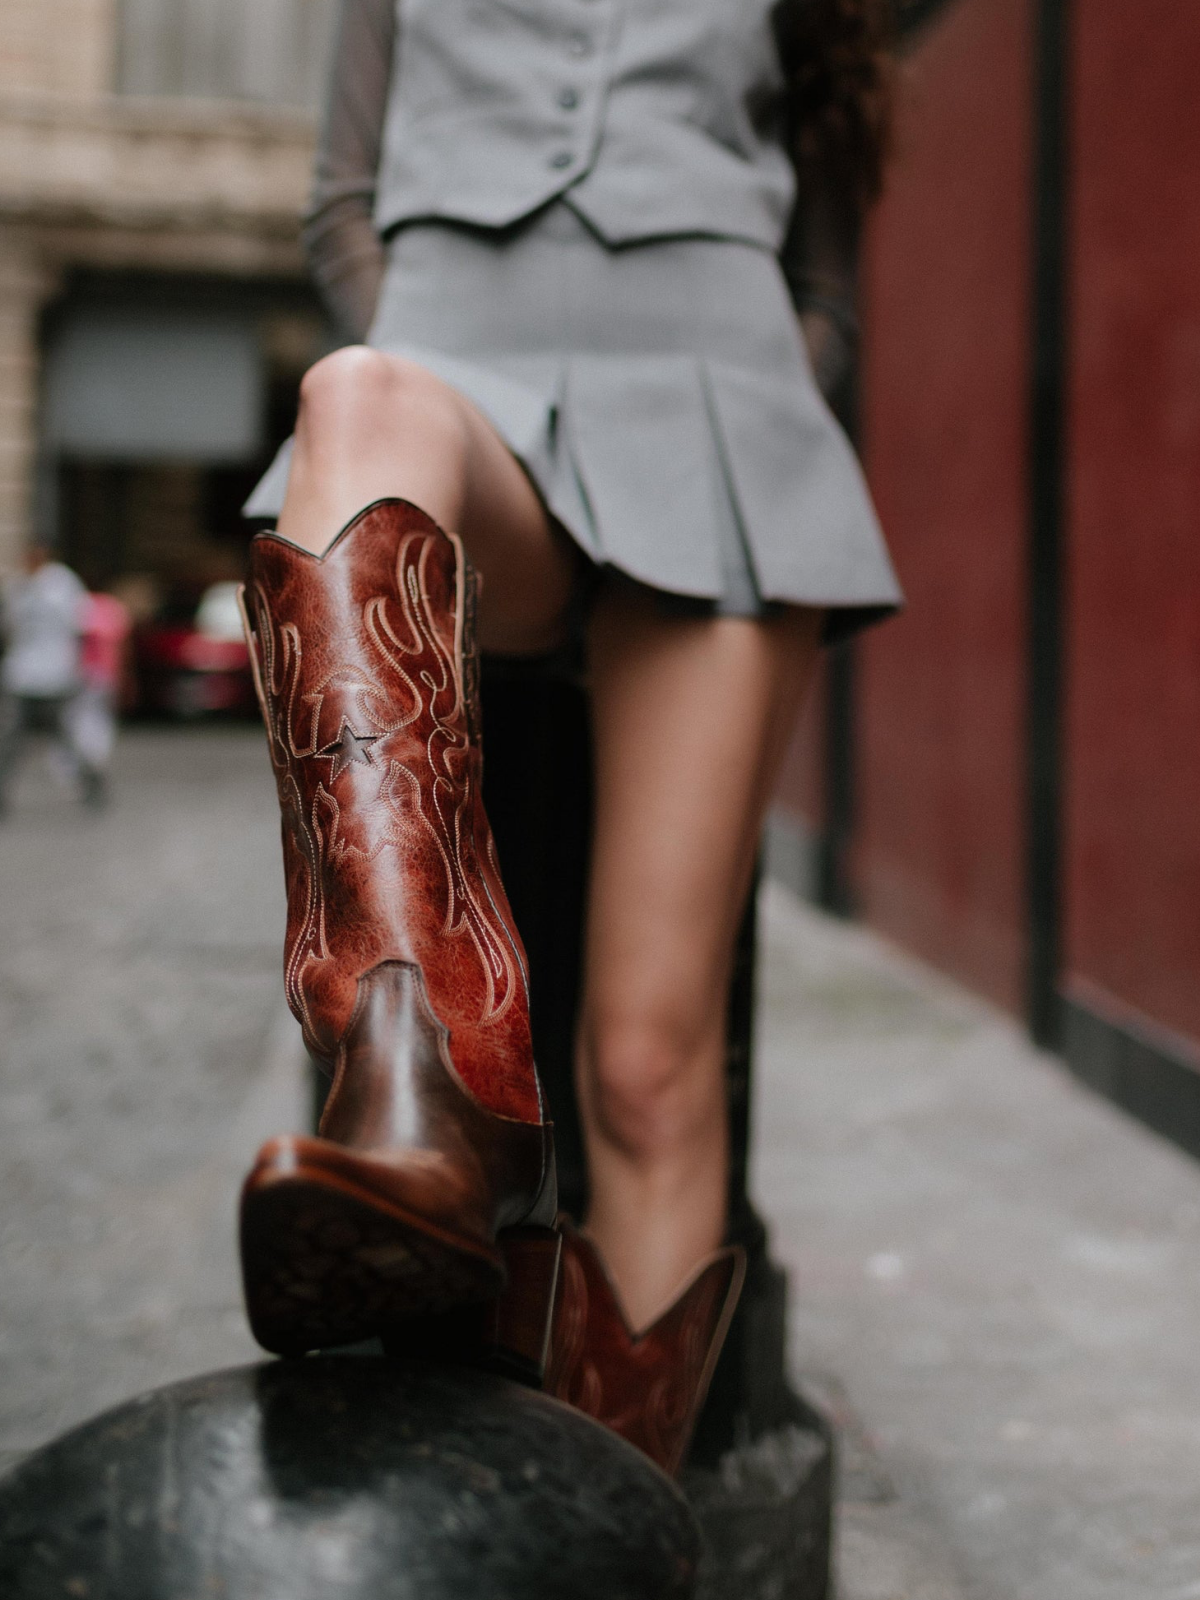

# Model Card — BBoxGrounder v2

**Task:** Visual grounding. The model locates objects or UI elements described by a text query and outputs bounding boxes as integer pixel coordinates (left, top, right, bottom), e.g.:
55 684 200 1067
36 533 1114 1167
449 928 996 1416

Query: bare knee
581 1012 722 1166
296 348 468 466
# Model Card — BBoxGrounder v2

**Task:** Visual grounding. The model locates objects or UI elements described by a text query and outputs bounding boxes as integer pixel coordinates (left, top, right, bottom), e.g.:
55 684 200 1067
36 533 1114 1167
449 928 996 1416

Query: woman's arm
303 0 398 343
780 174 861 403
772 0 894 400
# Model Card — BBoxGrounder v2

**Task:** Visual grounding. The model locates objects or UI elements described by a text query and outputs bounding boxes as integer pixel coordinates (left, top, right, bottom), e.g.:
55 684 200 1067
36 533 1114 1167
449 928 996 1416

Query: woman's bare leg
579 584 824 1330
276 346 575 654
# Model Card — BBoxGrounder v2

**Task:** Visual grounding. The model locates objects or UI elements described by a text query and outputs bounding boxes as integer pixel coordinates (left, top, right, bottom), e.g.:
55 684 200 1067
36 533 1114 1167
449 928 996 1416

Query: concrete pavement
1 727 1198 1597
0 726 305 1473
757 883 1200 1600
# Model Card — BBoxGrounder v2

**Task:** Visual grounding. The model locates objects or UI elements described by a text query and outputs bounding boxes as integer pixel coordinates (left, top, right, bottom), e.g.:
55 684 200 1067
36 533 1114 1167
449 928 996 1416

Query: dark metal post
480 657 593 1217
1027 0 1071 1048
816 640 858 917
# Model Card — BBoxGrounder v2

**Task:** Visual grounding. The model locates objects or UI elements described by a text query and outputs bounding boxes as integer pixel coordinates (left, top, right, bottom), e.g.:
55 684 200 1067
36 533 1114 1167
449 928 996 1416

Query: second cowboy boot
237 498 558 1371
545 1219 746 1476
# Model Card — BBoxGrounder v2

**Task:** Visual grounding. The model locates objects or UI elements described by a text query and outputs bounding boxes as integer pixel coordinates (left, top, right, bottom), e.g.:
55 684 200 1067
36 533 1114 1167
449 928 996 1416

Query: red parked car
133 582 257 719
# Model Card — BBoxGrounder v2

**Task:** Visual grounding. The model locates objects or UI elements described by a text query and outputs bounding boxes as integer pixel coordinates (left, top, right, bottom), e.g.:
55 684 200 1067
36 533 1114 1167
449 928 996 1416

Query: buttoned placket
545 0 619 178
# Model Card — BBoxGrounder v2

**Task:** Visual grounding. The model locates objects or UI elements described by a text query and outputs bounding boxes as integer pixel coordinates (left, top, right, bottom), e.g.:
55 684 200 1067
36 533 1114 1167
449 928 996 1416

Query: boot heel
381 1225 562 1387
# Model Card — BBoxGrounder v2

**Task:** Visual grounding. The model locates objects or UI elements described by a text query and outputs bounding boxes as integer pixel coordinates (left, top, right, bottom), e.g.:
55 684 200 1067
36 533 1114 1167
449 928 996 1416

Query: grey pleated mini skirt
246 202 901 641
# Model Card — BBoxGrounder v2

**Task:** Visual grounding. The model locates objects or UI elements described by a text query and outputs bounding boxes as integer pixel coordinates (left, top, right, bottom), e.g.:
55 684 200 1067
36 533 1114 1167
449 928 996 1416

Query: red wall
1062 1 1200 1043
773 0 1200 1064
852 0 1034 1009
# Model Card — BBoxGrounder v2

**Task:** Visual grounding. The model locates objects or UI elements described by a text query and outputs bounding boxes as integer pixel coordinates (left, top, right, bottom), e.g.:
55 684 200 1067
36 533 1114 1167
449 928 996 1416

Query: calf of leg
579 583 823 1328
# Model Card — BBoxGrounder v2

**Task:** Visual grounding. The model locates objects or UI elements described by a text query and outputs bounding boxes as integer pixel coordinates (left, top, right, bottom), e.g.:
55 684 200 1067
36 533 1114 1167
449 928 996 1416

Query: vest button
558 87 580 111
566 32 592 57
549 151 574 170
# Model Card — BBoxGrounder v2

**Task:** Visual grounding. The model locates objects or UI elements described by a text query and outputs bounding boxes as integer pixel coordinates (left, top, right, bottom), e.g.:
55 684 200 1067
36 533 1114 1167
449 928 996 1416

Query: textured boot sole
240 1168 505 1357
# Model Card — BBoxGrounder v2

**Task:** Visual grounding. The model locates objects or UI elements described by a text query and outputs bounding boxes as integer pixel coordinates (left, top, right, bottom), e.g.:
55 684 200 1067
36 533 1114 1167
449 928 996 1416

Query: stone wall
0 0 117 100
0 0 319 572
0 232 56 570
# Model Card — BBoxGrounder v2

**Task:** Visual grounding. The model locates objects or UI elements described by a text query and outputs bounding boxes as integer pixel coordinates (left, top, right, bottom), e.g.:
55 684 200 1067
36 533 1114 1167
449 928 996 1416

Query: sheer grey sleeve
303 0 398 342
780 176 861 403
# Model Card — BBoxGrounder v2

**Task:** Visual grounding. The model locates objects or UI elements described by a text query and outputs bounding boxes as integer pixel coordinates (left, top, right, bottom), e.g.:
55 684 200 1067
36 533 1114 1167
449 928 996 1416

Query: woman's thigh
280 347 577 654
582 583 824 1058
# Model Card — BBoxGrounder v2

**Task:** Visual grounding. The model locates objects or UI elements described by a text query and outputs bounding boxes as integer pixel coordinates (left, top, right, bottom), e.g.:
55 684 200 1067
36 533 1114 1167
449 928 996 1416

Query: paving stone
757 883 1200 1600
0 727 298 1458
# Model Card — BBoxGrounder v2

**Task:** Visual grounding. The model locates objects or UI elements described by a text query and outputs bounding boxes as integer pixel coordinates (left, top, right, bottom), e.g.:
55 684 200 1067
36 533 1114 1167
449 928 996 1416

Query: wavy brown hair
773 0 896 208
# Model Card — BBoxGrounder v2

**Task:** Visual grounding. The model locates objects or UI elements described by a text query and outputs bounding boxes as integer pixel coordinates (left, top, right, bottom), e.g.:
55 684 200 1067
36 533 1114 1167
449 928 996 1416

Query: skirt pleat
245 202 901 639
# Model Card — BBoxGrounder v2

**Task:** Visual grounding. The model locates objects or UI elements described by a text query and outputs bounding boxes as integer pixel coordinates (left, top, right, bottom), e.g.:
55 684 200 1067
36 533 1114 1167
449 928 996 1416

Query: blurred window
44 307 264 462
116 0 336 108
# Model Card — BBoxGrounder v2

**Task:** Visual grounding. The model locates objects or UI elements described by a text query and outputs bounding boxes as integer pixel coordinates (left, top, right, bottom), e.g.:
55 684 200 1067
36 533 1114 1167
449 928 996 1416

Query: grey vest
374 0 798 249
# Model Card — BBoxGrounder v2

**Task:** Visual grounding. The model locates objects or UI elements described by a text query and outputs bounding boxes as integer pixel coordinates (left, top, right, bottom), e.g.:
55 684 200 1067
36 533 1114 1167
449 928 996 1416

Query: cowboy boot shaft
237 499 557 1362
242 499 539 1124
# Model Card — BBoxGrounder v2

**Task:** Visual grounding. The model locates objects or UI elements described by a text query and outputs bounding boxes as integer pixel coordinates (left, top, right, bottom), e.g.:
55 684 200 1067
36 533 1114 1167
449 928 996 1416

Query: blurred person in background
65 586 133 810
0 544 100 815
235 0 900 1475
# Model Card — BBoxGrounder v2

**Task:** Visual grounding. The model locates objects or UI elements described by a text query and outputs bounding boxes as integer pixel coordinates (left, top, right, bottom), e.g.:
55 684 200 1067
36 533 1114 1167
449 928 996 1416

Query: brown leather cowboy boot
237 498 557 1371
545 1219 746 1476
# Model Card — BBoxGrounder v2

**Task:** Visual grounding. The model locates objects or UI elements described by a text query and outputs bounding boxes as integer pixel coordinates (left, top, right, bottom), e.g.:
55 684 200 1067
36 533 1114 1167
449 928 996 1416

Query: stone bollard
0 1357 699 1600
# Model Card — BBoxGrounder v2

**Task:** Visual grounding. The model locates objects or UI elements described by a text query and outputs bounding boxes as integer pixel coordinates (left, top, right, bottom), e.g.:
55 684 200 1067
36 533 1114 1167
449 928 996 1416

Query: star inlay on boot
315 719 380 781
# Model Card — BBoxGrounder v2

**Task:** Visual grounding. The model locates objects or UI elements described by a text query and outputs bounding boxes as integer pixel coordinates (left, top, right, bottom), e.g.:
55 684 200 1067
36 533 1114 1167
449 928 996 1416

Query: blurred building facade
777 0 1200 1159
0 0 333 592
